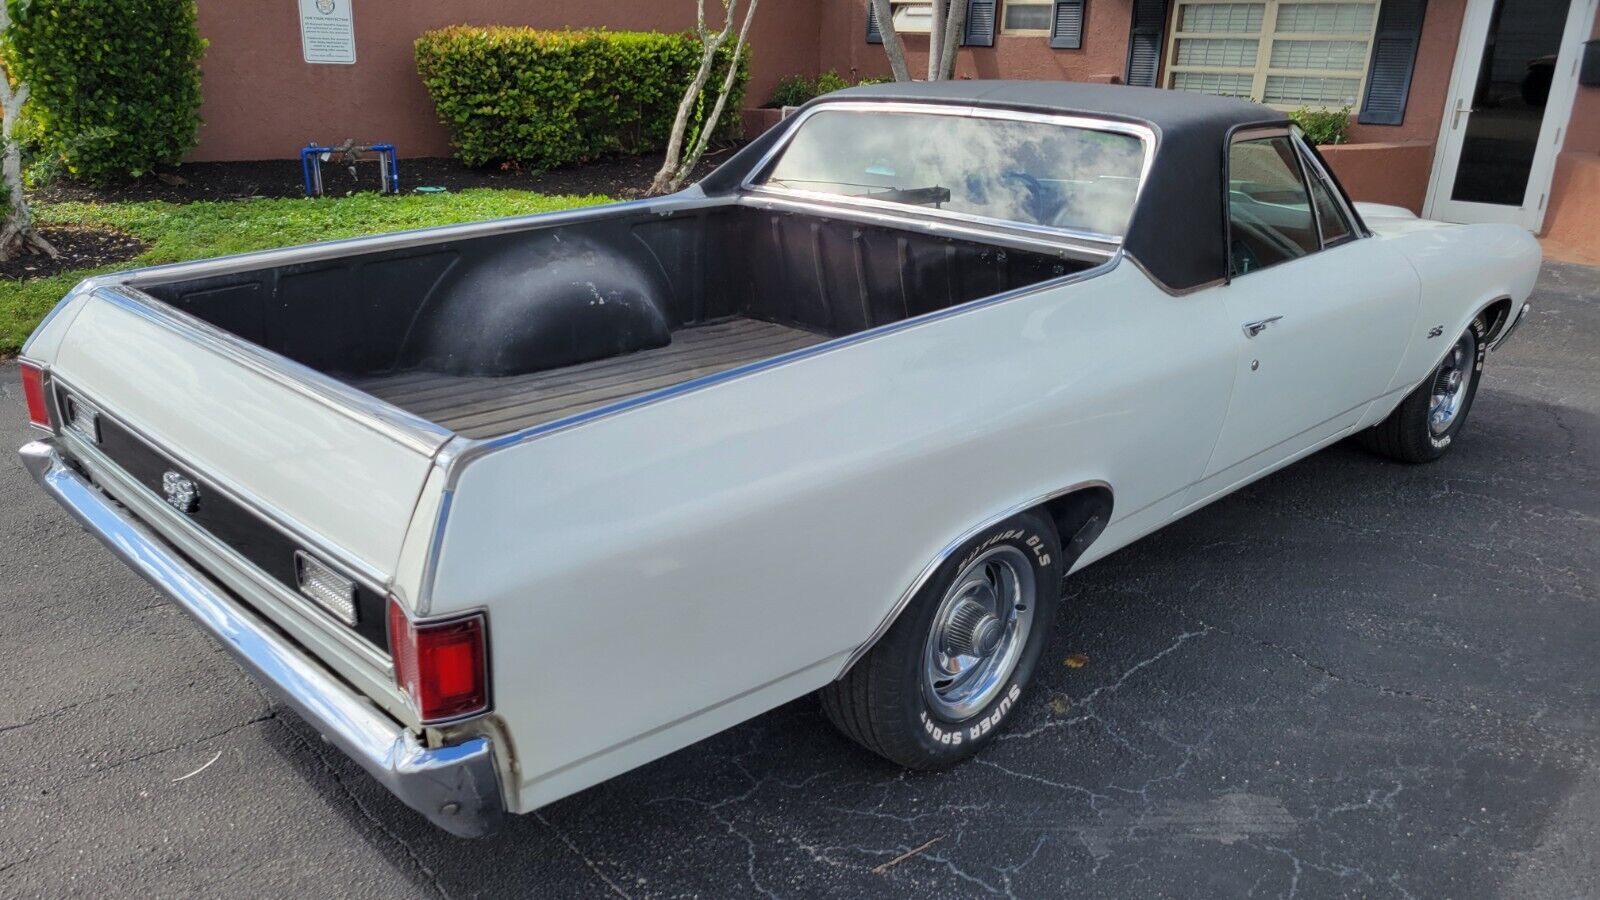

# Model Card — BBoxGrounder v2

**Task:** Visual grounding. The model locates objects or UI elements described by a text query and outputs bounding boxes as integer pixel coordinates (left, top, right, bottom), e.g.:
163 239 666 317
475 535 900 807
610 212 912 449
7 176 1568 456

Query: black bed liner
352 317 826 438
136 202 1086 440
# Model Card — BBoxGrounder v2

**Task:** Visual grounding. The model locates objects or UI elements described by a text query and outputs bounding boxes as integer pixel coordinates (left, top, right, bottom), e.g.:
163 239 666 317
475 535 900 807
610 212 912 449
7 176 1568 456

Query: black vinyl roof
706 81 1290 292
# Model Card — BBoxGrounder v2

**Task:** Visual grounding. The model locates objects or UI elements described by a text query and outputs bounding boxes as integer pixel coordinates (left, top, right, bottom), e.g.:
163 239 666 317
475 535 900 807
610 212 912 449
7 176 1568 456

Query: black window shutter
1124 0 1168 87
966 0 998 47
1050 0 1085 49
867 1 883 44
1359 0 1427 125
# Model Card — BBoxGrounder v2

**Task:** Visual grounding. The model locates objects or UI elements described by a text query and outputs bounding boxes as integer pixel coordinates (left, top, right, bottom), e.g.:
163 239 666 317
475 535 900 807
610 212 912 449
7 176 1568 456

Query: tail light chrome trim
389 597 492 726
19 359 50 431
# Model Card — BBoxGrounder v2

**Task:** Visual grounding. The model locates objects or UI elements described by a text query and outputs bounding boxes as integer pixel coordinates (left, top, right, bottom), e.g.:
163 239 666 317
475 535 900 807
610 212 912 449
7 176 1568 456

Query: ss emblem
162 471 200 514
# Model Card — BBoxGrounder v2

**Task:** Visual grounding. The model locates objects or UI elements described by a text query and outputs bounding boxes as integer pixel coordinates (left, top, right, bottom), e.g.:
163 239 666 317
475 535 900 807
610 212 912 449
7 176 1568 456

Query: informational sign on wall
299 0 356 65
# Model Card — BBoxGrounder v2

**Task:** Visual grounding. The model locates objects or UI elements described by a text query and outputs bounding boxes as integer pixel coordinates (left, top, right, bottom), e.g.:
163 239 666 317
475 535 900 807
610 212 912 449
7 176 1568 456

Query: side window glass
1227 137 1319 278
1302 152 1354 246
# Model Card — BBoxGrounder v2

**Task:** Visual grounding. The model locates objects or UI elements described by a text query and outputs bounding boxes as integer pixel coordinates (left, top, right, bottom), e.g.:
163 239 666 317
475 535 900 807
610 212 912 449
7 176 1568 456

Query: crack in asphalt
1135 590 1599 761
267 716 455 900
26 711 276 794
532 811 634 899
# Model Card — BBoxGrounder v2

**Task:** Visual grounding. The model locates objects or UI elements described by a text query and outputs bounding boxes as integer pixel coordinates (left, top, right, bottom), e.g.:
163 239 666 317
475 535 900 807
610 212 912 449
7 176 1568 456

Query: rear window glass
753 109 1148 237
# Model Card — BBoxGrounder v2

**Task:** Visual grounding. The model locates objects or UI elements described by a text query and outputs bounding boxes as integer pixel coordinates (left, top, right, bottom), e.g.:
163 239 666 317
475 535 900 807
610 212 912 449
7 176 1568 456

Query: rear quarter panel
430 260 1242 810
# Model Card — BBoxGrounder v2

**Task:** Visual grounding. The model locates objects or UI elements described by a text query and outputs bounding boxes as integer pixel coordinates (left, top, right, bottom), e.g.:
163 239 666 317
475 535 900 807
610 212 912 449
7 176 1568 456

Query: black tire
1358 317 1488 463
819 511 1063 769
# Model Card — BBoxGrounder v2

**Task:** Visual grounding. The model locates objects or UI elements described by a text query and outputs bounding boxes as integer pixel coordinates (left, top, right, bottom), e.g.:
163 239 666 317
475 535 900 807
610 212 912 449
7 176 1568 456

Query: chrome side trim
738 101 1158 248
835 479 1113 677
1488 302 1531 352
115 195 718 286
20 439 506 838
1121 251 1227 297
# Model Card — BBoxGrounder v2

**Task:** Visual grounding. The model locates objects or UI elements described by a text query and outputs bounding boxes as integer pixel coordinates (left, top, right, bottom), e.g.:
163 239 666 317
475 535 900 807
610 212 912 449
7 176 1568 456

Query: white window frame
1164 0 1382 111
891 0 936 34
1001 0 1055 35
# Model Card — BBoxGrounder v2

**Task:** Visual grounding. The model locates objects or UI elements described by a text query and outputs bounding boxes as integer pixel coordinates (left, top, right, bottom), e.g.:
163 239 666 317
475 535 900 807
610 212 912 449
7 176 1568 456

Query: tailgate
49 287 448 585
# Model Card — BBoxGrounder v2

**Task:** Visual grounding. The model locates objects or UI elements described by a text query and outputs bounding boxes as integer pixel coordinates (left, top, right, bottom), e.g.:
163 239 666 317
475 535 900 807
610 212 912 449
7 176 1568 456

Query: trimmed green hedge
4 0 206 183
415 27 749 170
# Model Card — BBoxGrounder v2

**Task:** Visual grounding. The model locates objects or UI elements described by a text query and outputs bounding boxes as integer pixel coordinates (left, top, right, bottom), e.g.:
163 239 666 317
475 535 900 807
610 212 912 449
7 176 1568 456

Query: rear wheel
820 511 1062 769
1359 319 1487 463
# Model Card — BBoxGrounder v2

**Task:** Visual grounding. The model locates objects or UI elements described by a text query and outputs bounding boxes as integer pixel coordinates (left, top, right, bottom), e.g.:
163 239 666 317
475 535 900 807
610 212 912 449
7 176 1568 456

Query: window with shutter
1126 0 1170 86
967 0 1000 45
1357 0 1425 124
1164 0 1384 111
1051 0 1087 48
867 1 882 43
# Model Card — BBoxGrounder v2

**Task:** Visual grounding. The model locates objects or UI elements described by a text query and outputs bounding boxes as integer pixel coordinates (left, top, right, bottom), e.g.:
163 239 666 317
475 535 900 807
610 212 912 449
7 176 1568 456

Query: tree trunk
927 0 945 80
648 0 736 196
936 0 967 80
870 0 912 82
0 7 57 261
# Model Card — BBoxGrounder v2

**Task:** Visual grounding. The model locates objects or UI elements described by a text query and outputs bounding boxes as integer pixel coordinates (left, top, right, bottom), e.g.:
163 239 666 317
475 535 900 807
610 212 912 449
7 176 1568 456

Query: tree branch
937 0 967 80
672 0 760 187
869 0 911 82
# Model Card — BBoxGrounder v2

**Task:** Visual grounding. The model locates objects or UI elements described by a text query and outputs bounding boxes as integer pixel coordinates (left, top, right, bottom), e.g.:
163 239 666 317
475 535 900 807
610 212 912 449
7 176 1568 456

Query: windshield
753 109 1147 237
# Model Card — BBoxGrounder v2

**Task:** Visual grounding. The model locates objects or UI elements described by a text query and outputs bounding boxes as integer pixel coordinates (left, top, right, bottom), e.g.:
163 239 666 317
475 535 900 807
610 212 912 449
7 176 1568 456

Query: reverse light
294 551 358 626
389 597 489 724
19 361 48 430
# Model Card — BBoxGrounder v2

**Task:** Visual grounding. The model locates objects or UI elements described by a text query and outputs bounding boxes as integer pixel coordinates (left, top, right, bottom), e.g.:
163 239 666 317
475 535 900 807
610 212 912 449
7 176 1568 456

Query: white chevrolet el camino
17 82 1537 836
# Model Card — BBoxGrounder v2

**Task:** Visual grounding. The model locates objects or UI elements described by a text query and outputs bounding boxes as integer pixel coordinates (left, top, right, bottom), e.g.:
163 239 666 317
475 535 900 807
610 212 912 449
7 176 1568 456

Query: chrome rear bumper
19 439 505 838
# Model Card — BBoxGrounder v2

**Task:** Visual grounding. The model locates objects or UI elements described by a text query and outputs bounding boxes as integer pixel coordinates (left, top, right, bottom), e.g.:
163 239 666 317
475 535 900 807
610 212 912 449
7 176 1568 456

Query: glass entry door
1426 0 1594 229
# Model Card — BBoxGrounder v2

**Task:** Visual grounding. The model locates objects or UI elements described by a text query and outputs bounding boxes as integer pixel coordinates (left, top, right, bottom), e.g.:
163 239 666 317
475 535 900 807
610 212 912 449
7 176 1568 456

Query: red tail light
388 597 489 723
20 361 49 429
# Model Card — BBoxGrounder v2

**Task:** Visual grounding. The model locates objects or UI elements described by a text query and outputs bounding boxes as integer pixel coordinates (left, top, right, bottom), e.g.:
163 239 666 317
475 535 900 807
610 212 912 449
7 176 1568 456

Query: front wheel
819 511 1063 769
1359 318 1488 463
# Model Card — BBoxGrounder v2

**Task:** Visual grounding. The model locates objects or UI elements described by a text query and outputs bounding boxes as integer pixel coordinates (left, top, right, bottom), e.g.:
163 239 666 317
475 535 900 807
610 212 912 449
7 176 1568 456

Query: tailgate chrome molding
20 439 507 838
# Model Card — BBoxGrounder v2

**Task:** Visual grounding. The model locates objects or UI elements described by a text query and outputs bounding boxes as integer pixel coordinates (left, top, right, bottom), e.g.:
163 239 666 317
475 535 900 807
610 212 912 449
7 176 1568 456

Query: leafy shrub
812 70 852 96
769 75 815 109
765 70 880 108
4 0 206 183
1288 106 1351 146
415 28 749 170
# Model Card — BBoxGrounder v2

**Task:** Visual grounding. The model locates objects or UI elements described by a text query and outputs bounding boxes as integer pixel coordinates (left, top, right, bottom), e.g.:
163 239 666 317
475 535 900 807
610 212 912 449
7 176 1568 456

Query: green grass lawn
1 189 611 355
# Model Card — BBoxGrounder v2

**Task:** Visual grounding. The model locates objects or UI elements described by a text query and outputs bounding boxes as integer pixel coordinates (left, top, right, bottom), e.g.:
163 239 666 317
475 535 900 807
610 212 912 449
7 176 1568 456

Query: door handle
1242 315 1283 338
1451 98 1475 130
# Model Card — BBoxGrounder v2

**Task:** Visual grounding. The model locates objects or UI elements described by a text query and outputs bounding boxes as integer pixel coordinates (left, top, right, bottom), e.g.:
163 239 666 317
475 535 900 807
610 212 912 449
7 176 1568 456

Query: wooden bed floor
352 317 829 439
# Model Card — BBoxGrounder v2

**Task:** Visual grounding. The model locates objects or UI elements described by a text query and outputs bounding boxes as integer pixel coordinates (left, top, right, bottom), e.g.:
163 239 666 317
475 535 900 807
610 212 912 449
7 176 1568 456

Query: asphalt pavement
1 263 1596 898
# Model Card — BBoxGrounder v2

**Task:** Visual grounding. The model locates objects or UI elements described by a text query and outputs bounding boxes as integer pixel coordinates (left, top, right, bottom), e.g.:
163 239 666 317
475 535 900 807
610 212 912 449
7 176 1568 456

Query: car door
1183 129 1418 508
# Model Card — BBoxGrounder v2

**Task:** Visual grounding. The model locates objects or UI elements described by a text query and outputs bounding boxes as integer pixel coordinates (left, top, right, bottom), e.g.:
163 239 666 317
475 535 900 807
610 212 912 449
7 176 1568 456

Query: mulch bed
31 148 737 205
0 226 148 281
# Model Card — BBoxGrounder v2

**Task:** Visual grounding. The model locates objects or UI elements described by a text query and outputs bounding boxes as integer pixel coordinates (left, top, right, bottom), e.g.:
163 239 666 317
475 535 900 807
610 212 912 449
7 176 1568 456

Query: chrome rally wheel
1358 317 1488 463
1428 333 1475 437
819 510 1064 769
923 546 1036 720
